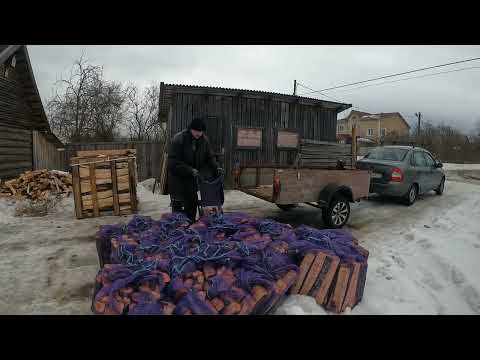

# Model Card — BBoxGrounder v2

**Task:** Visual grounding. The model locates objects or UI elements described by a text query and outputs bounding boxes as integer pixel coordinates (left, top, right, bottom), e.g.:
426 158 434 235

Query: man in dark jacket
167 117 221 222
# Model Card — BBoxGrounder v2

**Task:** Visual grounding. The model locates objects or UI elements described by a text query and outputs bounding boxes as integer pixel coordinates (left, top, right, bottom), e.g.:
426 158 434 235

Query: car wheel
435 178 445 195
276 204 297 211
323 194 350 228
404 184 418 206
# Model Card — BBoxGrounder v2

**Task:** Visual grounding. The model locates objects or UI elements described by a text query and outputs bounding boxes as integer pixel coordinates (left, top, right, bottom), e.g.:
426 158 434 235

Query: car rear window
364 148 409 161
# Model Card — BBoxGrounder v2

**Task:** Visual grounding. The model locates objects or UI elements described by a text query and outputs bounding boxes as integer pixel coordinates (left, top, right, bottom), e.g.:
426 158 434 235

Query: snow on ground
1 175 480 314
0 198 15 225
275 295 328 315
276 178 480 315
443 163 480 171
348 180 480 315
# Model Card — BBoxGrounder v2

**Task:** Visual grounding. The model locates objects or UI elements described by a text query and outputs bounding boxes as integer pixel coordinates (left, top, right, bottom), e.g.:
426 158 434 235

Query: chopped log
340 261 368 312
299 253 328 295
210 298 225 312
222 301 242 315
326 263 352 313
290 253 315 294
309 254 340 306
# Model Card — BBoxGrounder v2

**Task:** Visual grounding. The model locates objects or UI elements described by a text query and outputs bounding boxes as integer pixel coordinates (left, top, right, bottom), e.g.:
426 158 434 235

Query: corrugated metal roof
159 82 352 120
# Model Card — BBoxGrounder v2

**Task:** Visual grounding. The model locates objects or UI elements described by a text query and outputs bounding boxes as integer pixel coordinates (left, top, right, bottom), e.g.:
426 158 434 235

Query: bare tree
123 83 166 141
47 53 127 142
381 119 480 163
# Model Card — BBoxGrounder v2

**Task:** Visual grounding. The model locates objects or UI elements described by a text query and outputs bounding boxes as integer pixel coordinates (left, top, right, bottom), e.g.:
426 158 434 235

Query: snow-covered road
0 174 479 315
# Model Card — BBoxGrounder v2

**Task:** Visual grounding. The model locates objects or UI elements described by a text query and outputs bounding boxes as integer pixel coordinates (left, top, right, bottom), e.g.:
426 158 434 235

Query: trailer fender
318 184 354 208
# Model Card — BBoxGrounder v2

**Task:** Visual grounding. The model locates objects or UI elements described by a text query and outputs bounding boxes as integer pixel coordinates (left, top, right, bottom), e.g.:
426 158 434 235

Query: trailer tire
276 204 297 211
322 194 350 228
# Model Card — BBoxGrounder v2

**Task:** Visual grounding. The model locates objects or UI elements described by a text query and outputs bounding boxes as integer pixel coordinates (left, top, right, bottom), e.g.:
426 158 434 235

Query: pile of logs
290 243 369 313
0 169 73 201
93 262 298 315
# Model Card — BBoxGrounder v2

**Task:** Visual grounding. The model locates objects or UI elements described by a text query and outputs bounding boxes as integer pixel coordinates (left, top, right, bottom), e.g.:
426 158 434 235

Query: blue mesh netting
93 211 365 315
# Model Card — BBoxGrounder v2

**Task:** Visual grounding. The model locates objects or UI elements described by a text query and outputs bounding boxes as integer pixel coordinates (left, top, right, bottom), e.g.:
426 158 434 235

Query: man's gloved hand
191 169 200 178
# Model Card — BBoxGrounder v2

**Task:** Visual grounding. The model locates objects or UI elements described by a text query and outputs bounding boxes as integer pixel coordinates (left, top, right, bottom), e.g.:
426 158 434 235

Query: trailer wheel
322 194 350 228
276 204 297 211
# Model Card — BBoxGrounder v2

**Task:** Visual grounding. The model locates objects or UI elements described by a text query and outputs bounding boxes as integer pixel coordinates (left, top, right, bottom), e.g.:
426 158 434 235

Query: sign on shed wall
237 128 262 148
277 130 299 149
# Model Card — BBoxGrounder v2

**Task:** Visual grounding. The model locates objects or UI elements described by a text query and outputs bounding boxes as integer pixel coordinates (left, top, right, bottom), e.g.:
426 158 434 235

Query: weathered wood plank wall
32 130 64 171
168 92 339 187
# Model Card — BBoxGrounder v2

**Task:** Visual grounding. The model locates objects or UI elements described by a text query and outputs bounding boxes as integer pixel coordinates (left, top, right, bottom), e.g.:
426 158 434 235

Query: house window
381 128 387 137
337 125 344 132
367 128 374 136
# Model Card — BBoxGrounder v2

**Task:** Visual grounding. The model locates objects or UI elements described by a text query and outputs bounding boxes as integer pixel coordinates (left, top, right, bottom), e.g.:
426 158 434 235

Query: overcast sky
28 45 480 132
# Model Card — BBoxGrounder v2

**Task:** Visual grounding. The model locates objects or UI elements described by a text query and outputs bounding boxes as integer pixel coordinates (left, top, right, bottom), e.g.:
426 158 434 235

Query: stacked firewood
93 262 298 315
290 242 369 313
0 169 73 201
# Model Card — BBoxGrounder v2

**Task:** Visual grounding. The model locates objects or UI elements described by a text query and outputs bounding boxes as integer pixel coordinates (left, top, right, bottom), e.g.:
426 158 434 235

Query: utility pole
293 80 297 96
415 112 422 137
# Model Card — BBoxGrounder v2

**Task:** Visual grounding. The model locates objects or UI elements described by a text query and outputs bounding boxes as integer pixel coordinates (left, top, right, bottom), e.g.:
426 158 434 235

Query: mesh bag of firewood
91 212 369 315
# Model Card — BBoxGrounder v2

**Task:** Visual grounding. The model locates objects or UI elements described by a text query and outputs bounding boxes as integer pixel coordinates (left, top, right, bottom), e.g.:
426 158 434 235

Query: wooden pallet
71 149 138 219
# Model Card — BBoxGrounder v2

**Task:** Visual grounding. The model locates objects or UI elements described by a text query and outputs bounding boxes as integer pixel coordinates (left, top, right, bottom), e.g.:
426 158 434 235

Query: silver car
356 146 445 205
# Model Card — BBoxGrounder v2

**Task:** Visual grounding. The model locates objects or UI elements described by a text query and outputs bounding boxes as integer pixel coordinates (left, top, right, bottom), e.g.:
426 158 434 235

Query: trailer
234 134 370 228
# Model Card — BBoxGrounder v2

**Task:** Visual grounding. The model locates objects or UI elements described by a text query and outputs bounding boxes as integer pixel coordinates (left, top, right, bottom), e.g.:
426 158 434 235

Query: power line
296 81 372 113
296 81 344 103
297 56 480 96
298 82 429 125
325 66 480 95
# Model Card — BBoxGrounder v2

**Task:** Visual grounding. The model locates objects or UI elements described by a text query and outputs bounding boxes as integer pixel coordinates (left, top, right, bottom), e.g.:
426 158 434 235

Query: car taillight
390 167 404 182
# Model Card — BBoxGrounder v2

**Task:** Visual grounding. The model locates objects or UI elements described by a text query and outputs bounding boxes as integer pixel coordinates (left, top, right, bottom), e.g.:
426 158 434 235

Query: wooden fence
63 142 165 182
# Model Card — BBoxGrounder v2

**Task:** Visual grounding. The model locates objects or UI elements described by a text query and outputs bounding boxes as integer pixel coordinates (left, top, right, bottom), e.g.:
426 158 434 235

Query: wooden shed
0 45 64 180
158 83 351 187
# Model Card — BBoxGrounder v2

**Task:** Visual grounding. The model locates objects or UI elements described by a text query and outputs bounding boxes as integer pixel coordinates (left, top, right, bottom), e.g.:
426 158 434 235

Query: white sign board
277 131 299 148
237 128 262 148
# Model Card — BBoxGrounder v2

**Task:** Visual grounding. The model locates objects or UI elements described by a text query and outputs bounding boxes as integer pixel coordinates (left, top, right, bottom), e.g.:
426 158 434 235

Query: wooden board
82 193 131 210
275 169 370 205
77 149 136 157
338 261 368 311
79 167 128 179
70 155 135 165
326 263 352 313
299 253 327 295
82 190 113 201
71 165 83 219
80 180 129 194
128 159 138 212
158 140 169 195
89 163 100 217
290 253 316 294
111 161 120 216
310 254 340 306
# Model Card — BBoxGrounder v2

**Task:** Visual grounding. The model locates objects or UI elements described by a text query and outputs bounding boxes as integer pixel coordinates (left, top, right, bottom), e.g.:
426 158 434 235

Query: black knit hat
190 117 206 131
